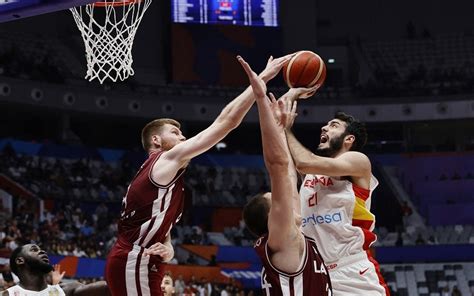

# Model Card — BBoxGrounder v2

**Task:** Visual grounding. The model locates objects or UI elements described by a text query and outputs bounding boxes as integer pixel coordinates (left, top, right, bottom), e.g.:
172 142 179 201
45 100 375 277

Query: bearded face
24 255 53 274
315 132 346 157
15 244 53 276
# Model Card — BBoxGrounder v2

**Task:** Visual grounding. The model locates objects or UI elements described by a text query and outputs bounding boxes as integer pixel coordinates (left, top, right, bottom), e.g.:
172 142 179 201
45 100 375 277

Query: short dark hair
334 111 367 151
141 118 181 151
9 246 24 276
242 193 270 237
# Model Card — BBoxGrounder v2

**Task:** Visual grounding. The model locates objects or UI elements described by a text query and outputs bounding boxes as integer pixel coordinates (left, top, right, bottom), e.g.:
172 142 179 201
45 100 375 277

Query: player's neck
18 273 48 292
148 148 162 155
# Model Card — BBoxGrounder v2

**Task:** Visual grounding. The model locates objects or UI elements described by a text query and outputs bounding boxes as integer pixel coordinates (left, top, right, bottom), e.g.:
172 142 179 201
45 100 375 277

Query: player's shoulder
1 290 9 296
339 150 370 160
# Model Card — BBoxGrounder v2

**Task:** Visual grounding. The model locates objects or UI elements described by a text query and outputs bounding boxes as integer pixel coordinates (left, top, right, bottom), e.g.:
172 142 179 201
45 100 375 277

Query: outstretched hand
237 55 267 100
144 242 174 263
259 54 295 83
51 264 66 285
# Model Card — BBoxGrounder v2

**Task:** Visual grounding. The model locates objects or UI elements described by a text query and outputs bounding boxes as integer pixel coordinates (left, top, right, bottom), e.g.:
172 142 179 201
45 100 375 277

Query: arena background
0 0 473 295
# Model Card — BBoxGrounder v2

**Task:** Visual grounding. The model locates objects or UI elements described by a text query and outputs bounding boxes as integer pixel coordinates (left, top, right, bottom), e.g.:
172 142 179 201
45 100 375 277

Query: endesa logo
302 212 342 227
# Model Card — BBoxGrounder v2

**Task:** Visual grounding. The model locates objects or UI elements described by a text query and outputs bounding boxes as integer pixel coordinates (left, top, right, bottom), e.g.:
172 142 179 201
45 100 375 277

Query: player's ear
151 134 162 148
345 135 355 145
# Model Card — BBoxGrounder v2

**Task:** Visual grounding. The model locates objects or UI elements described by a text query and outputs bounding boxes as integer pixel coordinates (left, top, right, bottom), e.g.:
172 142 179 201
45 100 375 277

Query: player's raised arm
285 129 371 178
238 56 300 252
152 54 293 185
280 99 371 178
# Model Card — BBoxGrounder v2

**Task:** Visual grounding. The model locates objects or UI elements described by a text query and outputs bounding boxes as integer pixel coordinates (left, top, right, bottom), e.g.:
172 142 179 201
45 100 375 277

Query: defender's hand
144 242 174 263
259 54 295 83
51 264 66 285
238 55 267 100
279 98 298 130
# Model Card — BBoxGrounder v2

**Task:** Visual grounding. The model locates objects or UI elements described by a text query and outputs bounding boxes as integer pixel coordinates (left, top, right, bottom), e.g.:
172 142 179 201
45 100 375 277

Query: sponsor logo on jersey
302 212 342 227
359 268 369 275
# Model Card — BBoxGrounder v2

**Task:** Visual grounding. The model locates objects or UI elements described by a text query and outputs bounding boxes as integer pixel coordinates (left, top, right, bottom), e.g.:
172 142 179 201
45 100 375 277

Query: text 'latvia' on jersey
118 151 185 248
300 174 379 263
254 235 332 296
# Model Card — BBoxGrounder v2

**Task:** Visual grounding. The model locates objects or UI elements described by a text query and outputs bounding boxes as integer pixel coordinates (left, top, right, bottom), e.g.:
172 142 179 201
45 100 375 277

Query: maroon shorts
105 239 165 296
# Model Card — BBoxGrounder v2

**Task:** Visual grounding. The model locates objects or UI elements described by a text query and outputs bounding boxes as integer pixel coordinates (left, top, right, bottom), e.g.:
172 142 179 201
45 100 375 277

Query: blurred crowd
0 198 116 258
0 44 67 83
356 62 474 98
1 145 132 202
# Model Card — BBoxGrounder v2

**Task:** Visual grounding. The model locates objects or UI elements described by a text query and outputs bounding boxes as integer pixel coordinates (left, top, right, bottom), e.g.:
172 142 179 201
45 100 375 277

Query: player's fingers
237 56 254 76
277 100 285 112
61 271 66 277
268 92 277 104
286 98 292 113
291 100 298 114
267 55 274 65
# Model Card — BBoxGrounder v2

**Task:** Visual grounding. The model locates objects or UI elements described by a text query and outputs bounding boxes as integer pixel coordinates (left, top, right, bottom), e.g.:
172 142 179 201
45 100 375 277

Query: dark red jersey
118 151 185 248
254 235 332 296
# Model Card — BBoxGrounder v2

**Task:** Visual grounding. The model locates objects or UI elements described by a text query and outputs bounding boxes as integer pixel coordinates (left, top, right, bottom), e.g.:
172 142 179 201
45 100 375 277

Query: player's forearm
215 86 255 130
285 129 318 173
74 281 110 296
256 96 289 168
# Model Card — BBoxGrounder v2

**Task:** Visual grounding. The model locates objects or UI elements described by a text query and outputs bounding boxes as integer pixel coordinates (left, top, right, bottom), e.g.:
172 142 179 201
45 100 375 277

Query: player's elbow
216 116 240 132
295 161 315 174
265 156 290 171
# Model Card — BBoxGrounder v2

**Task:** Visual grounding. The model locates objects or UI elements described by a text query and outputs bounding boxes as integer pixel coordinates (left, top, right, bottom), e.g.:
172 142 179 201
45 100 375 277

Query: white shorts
326 251 390 296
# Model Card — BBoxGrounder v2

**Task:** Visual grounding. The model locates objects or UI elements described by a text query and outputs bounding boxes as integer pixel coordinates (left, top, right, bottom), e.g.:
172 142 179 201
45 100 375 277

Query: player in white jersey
281 106 390 295
2 244 109 296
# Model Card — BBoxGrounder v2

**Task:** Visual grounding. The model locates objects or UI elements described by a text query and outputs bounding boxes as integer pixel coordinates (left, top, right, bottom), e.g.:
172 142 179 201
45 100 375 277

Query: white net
70 0 152 84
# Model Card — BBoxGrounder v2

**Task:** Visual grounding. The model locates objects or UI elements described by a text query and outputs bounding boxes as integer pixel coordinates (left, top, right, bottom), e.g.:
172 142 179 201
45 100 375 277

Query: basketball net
70 0 152 84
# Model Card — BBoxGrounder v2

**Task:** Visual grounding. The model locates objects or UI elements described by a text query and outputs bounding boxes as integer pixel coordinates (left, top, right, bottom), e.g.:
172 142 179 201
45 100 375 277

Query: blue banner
216 246 260 263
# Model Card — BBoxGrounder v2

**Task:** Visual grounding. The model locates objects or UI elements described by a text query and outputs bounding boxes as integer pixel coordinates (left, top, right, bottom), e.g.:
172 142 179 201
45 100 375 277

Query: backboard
0 0 97 23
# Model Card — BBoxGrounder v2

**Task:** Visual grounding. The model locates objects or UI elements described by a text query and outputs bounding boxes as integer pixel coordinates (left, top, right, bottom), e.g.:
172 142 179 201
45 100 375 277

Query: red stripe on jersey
136 249 144 296
352 218 374 230
362 229 377 250
138 216 156 246
352 184 370 201
160 188 168 212
289 277 295 296
366 251 391 296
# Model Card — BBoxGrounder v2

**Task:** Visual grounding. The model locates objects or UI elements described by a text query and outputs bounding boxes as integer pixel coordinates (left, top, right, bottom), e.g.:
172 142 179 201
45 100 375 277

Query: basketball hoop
70 0 152 84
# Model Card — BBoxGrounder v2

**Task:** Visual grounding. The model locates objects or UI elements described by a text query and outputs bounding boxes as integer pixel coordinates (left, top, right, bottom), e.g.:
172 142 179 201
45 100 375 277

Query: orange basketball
283 51 326 89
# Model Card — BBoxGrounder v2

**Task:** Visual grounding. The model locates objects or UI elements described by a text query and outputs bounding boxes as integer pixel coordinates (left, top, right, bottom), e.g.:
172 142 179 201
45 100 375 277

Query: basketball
282 51 326 90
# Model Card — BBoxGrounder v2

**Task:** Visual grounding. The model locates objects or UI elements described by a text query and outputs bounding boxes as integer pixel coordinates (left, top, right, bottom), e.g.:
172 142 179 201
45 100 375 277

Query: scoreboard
172 0 278 27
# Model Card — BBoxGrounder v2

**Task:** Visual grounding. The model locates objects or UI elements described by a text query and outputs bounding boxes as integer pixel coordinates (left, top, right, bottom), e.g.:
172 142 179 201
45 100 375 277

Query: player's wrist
258 72 271 84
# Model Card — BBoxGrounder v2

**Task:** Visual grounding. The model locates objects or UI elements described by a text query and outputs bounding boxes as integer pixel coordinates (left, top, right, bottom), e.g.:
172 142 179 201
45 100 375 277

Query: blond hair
141 118 181 151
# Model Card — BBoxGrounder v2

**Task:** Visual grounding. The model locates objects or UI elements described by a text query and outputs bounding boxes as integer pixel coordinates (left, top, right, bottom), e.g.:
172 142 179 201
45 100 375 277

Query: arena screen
171 0 279 27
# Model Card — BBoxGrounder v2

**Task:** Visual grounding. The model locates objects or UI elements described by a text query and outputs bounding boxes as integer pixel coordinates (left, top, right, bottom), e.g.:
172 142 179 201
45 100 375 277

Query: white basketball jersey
299 174 379 263
6 284 66 296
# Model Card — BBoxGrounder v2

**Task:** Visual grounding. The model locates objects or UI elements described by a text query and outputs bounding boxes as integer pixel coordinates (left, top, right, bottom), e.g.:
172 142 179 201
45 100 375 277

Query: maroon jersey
118 151 185 248
106 151 185 295
254 235 332 296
